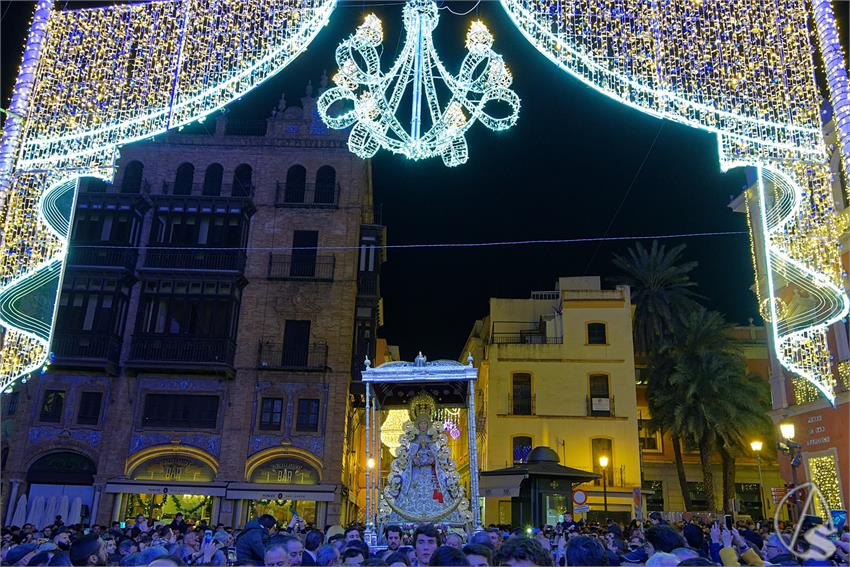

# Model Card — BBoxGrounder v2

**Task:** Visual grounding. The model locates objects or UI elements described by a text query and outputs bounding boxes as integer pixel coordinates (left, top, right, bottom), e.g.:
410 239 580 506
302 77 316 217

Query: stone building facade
1 80 384 529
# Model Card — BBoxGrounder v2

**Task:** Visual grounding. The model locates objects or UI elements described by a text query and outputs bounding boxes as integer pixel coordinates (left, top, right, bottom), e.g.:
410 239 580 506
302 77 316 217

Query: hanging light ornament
318 0 520 166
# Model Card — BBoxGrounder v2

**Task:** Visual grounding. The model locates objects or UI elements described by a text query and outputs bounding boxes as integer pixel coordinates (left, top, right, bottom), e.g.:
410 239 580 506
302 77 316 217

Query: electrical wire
69 229 747 252
438 0 481 16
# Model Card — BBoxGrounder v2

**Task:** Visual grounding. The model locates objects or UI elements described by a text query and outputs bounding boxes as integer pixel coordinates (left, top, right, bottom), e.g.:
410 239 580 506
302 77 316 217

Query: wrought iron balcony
160 180 255 198
357 272 379 296
143 248 246 272
491 333 561 344
51 332 122 372
275 182 339 208
258 341 328 371
66 246 138 270
267 254 335 281
129 335 236 368
587 395 616 417
506 393 536 416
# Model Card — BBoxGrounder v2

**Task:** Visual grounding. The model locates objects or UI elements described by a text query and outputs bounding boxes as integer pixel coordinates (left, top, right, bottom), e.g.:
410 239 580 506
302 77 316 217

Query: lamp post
599 456 609 513
750 440 767 520
777 421 802 520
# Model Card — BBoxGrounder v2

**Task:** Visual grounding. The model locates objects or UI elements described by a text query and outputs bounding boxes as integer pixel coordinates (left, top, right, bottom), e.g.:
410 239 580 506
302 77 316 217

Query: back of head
257 515 277 531
495 537 553 567
343 547 366 562
462 544 493 564
645 526 685 553
316 544 340 566
306 529 324 551
268 534 298 548
69 534 101 565
362 559 389 567
565 536 607 566
383 551 411 566
345 539 370 558
645 551 678 567
469 531 493 548
428 546 470 566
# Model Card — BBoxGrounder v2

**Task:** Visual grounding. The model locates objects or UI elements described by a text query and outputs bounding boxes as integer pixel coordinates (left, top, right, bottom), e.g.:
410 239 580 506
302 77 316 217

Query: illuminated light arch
244 446 324 481
124 444 220 477
0 0 336 388
499 0 849 404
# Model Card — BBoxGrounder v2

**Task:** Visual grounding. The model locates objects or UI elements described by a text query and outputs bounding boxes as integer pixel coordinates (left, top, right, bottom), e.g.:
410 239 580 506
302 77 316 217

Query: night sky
3 1 848 360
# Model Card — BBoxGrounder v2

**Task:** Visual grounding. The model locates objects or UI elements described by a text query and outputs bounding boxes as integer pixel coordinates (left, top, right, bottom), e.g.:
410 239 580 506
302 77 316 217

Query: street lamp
750 440 767 519
777 421 802 520
599 456 609 513
367 458 375 469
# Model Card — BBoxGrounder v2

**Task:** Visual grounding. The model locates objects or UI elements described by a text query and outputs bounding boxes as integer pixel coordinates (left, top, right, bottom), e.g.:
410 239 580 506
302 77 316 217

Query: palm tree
616 240 702 509
612 240 702 354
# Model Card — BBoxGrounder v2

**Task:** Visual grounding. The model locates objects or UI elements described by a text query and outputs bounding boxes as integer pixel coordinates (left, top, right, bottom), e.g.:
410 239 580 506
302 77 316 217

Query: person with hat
236 514 277 564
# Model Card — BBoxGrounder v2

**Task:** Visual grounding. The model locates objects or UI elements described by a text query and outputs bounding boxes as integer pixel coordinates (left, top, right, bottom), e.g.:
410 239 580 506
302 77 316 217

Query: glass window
512 373 532 415
296 399 320 432
40 390 65 423
591 438 613 486
735 483 764 520
77 392 103 425
260 398 283 430
6 391 19 415
639 419 663 452
643 480 664 512
589 374 611 416
142 394 218 428
687 482 709 511
512 436 532 464
587 323 607 345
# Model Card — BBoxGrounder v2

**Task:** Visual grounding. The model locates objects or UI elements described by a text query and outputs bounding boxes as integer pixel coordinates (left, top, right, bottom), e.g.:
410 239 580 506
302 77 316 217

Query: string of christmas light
807 454 844 515
499 0 848 404
317 0 520 166
0 0 336 390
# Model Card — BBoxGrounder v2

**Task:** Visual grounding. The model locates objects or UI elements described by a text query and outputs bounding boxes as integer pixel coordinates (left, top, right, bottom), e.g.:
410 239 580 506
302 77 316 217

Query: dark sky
3 1 848 361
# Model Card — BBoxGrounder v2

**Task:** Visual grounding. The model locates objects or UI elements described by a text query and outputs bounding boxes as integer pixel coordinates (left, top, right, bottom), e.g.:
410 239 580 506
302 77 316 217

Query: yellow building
463 276 642 525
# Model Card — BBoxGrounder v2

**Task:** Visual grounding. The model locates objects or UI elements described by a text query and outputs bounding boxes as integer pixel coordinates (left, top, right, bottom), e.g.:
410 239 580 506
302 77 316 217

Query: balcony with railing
357 272 379 297
258 341 328 371
505 393 536 416
66 246 138 270
275 182 340 208
143 248 246 272
160 181 255 199
587 395 616 417
128 335 236 372
267 254 335 281
51 333 122 373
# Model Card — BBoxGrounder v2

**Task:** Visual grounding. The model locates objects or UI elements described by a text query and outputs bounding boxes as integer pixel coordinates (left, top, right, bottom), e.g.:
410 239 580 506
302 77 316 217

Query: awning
104 480 226 497
225 483 338 502
479 474 526 497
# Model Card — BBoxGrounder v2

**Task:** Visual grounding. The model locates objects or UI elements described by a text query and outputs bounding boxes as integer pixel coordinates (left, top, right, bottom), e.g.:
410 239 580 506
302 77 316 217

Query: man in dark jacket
236 514 277 564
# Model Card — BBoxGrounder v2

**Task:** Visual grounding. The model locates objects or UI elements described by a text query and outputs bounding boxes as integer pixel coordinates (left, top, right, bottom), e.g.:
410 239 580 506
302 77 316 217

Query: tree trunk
698 436 717 512
718 442 735 513
672 434 693 511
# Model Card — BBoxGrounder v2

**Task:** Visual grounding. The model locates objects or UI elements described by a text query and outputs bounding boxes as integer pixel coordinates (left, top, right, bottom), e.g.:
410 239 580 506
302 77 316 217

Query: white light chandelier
317 0 520 166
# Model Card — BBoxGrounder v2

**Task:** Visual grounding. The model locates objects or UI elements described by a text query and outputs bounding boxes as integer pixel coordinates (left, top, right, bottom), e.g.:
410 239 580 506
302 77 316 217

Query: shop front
228 449 335 528
105 446 224 525
27 452 98 526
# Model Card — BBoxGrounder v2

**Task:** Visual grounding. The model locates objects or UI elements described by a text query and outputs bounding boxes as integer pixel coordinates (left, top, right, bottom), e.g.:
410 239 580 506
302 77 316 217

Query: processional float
0 0 848 410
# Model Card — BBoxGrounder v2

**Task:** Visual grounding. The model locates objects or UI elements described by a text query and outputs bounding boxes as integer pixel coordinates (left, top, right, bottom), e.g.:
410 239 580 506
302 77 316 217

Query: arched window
173 162 195 195
232 164 253 197
512 436 532 464
202 163 223 196
314 165 336 204
284 165 307 203
121 161 144 193
587 322 608 345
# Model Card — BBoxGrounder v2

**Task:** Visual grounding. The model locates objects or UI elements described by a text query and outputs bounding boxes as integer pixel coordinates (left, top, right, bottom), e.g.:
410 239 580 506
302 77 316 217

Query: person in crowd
170 514 187 536
344 528 362 544
302 530 323 566
265 542 291 567
383 551 411 567
462 543 492 567
484 528 502 551
342 547 366 566
445 533 464 550
68 534 108 566
494 536 553 566
315 543 341 566
133 516 151 534
410 524 439 567
427 545 470 566
384 527 403 553
236 514 277 565
52 530 71 553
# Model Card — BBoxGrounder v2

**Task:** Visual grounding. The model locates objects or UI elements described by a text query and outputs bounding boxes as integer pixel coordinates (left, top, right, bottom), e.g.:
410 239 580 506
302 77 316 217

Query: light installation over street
317 0 520 166
0 0 847 405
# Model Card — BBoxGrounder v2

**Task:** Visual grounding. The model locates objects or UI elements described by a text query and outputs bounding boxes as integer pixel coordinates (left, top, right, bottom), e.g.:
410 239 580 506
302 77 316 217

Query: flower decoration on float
318 0 520 166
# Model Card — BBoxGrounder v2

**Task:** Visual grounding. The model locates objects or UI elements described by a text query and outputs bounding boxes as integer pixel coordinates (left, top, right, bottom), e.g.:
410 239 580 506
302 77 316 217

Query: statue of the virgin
379 392 471 525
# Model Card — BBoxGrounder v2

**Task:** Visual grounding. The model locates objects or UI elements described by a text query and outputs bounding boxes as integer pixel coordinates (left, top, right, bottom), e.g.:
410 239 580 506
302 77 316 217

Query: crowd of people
2 511 849 566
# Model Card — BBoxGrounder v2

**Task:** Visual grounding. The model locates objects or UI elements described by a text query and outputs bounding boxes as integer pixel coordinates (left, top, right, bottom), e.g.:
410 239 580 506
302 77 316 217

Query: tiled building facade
1 81 384 529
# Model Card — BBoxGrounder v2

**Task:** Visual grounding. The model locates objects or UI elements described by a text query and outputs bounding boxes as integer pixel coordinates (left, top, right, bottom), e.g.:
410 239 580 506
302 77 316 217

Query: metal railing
52 333 122 365
160 180 255 198
587 395 616 417
275 182 340 208
492 333 561 344
66 246 138 270
506 393 536 415
130 335 236 365
143 248 246 271
357 272 379 296
267 254 335 281
531 290 561 300
257 341 328 371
